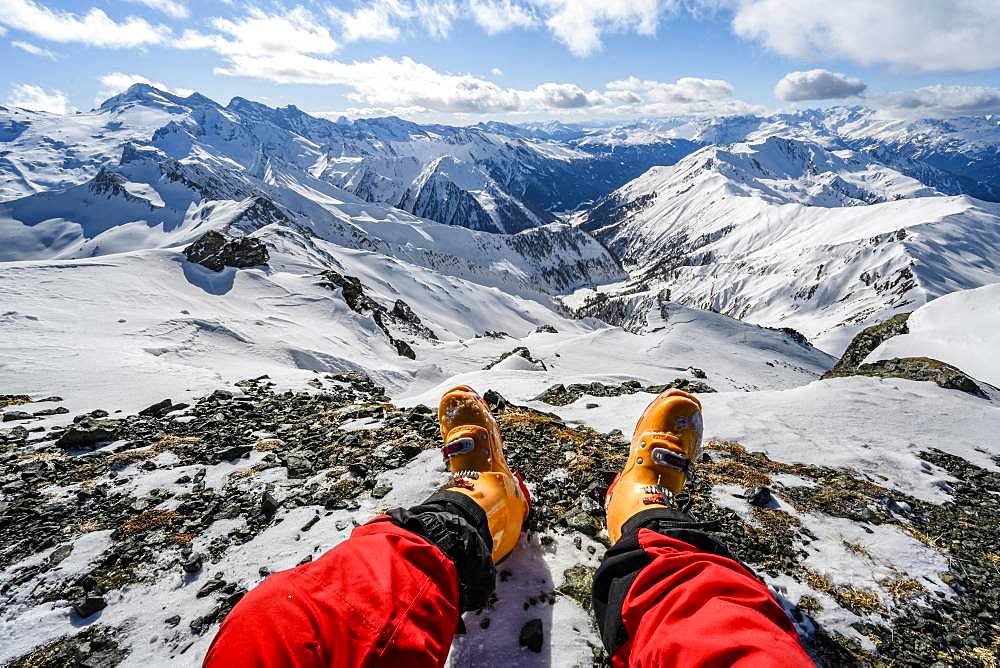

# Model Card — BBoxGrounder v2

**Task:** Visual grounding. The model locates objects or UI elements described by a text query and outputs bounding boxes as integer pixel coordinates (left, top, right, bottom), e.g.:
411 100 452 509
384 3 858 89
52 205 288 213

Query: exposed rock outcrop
846 357 989 398
183 231 269 272
823 313 911 378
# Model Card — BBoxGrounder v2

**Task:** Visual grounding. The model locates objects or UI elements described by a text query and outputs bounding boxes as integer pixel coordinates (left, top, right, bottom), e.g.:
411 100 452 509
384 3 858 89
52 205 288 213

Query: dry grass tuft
837 586 882 615
157 434 202 446
0 394 30 407
702 460 771 488
803 569 837 596
120 509 177 537
704 439 748 457
172 533 195 545
843 541 874 560
253 438 286 451
797 594 822 614
882 577 925 601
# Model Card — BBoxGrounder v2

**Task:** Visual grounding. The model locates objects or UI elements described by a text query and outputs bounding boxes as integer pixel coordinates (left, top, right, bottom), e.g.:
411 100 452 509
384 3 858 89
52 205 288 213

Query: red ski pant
204 518 814 667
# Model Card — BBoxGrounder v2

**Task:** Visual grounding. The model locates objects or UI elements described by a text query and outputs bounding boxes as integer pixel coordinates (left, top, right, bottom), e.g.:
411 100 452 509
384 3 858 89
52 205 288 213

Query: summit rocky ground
3 372 998 667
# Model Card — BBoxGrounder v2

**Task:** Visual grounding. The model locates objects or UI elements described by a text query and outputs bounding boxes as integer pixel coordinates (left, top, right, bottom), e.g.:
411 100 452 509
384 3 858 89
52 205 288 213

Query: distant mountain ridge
572 135 1000 353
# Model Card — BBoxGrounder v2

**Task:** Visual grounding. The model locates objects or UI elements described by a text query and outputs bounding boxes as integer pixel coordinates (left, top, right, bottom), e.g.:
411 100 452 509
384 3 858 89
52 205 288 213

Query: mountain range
4 83 999 351
3 83 1000 666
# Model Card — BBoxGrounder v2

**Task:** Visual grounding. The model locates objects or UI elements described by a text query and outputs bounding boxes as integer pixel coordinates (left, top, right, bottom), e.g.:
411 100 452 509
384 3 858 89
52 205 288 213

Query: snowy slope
0 86 216 202
574 137 1000 354
3 278 998 666
863 282 1000 387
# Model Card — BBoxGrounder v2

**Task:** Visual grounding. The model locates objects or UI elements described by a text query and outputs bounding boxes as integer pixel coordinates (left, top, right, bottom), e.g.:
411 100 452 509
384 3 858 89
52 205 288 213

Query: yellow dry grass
120 509 177 537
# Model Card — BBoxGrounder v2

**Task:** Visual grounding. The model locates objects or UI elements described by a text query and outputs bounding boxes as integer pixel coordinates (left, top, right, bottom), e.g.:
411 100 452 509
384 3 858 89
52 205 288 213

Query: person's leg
596 389 814 667
593 509 814 667
203 492 493 668
204 386 528 668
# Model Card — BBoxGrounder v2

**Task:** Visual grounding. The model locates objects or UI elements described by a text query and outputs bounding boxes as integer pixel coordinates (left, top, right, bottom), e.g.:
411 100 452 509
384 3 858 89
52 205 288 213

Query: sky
2 0 1000 124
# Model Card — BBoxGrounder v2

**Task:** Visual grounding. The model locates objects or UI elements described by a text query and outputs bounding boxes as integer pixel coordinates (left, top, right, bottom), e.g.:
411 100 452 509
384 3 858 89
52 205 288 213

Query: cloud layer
875 85 1000 118
727 0 1000 73
5 83 74 114
775 69 865 102
0 0 168 48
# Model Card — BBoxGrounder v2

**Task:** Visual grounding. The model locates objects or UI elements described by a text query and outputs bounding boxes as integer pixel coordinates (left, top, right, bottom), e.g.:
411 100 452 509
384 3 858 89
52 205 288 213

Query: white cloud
607 75 759 115
415 0 459 38
774 69 865 101
5 83 74 114
328 0 412 42
178 7 339 57
528 82 601 108
725 0 1000 73
95 72 194 104
875 85 1000 118
491 67 503 76
11 40 57 59
0 0 168 48
177 5 755 119
536 0 676 57
469 0 537 34
123 0 189 20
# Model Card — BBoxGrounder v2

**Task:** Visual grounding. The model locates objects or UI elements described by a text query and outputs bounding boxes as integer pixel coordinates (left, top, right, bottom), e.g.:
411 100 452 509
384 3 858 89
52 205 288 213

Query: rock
261 492 281 517
838 357 988 397
483 346 547 371
779 327 811 347
534 324 558 334
371 484 392 499
139 399 174 417
32 406 69 416
667 378 717 394
518 618 544 653
747 486 773 508
72 595 107 618
214 445 252 461
585 403 599 409
482 389 510 412
393 339 416 360
687 367 707 379
283 451 315 478
301 515 320 531
211 389 234 401
3 410 33 422
559 565 596 612
56 417 120 449
824 313 911 378
184 230 269 272
196 578 226 598
182 553 203 574
48 544 73 566
165 615 181 627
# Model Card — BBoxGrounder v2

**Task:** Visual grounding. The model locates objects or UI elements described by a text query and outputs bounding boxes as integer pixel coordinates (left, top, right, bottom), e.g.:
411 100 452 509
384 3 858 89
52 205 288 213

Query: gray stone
518 618 544 653
72 595 107 618
184 230 269 272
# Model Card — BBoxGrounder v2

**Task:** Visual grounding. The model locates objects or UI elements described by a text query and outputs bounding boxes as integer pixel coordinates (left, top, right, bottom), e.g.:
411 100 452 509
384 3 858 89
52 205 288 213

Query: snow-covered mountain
573 136 1000 353
580 108 1000 202
3 83 1000 668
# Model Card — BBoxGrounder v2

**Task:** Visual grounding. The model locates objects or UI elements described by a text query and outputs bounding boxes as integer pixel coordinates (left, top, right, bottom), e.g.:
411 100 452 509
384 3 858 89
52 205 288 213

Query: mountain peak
99 84 218 114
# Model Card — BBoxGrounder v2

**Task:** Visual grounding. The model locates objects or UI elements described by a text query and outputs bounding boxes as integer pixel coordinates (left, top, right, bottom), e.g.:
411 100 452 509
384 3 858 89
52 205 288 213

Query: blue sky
2 0 1000 123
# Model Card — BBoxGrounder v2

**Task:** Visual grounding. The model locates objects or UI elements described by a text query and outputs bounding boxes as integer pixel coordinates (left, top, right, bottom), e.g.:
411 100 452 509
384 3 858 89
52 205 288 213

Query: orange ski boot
605 389 704 544
437 385 531 563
